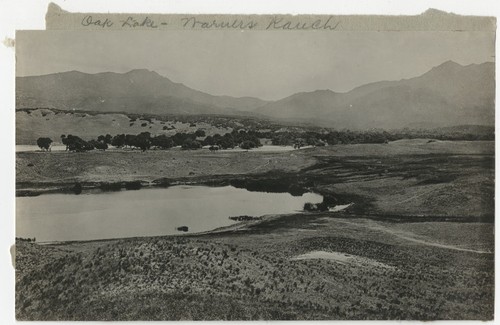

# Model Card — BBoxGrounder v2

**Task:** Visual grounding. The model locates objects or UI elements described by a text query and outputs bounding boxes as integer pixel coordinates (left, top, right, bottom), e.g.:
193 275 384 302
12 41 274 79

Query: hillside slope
16 69 267 115
258 61 495 129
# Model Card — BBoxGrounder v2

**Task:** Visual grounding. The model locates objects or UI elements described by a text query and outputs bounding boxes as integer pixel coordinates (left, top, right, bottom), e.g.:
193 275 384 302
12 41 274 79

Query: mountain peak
125 69 160 76
259 60 494 128
16 68 268 114
432 60 463 71
313 89 335 94
293 89 336 97
441 60 462 67
56 70 88 76
423 60 465 78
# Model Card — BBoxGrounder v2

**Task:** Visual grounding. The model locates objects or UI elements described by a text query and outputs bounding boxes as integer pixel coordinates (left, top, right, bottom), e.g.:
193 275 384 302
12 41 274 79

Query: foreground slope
16 217 493 320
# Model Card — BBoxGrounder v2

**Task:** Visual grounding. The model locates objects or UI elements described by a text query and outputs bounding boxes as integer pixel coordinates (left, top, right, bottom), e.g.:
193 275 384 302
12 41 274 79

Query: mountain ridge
16 69 269 115
258 61 494 129
16 60 495 129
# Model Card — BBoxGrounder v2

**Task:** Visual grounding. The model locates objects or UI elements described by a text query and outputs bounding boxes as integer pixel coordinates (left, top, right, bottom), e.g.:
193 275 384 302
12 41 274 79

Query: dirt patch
291 250 395 269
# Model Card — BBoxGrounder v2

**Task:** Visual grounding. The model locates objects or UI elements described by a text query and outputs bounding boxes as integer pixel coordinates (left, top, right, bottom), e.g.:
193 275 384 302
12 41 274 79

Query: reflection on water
16 185 323 242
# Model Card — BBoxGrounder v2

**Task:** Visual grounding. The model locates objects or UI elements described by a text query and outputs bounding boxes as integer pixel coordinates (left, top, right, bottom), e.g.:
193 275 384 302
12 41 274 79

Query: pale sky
16 30 494 100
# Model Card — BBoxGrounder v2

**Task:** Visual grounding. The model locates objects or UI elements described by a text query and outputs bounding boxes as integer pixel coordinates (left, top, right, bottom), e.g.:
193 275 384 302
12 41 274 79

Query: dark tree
240 140 256 150
151 134 174 149
293 138 306 149
36 137 53 151
89 140 108 151
134 132 152 151
218 133 235 149
125 134 136 148
60 134 69 150
172 132 196 146
195 129 206 137
64 135 94 152
203 135 214 146
181 138 202 150
97 134 113 145
111 134 126 148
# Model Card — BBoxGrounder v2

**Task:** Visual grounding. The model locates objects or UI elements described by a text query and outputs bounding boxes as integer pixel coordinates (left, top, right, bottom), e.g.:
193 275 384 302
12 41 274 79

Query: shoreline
24 210 493 248
15 169 319 197
24 213 284 246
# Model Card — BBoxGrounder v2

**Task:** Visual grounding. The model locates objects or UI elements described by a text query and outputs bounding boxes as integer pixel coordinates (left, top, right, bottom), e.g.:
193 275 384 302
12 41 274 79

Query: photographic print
15 13 495 320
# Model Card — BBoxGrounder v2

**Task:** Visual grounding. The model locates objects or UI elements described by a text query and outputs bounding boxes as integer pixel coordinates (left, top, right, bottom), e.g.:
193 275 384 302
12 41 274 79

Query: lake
16 185 323 242
16 145 67 152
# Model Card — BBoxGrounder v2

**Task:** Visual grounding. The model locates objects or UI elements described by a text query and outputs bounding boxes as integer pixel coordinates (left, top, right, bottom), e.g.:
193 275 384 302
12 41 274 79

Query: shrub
124 181 142 190
72 183 82 195
303 202 329 212
100 182 122 192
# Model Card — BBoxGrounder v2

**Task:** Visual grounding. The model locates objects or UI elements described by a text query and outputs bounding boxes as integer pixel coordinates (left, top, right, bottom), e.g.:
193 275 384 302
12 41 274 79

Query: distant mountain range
258 61 495 129
16 69 268 116
16 61 494 129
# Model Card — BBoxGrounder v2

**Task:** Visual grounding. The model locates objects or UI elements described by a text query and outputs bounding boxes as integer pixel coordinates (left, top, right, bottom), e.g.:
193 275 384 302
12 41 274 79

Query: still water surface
16 185 323 242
